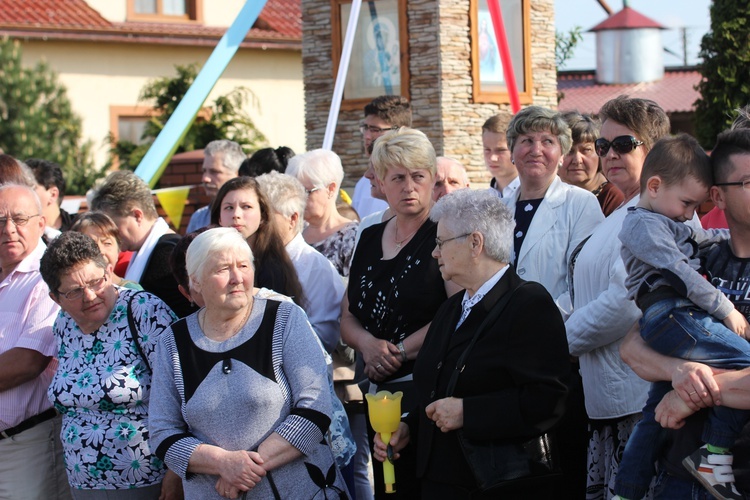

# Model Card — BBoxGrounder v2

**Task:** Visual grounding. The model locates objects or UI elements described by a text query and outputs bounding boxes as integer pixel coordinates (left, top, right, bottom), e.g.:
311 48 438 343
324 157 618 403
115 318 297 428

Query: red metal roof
557 68 701 115
589 6 665 32
0 0 301 46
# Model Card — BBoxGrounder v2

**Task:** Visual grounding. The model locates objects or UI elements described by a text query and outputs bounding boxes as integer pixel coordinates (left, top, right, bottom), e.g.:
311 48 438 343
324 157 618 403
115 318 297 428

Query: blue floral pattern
48 287 177 490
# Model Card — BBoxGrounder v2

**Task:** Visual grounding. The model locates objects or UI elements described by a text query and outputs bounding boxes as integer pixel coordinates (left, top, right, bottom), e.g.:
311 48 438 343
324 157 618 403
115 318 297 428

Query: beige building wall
20 40 305 169
83 0 245 26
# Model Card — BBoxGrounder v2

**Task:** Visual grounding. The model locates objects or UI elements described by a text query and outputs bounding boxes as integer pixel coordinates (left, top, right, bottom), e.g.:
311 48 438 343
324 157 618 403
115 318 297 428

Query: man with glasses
351 95 412 219
0 184 71 499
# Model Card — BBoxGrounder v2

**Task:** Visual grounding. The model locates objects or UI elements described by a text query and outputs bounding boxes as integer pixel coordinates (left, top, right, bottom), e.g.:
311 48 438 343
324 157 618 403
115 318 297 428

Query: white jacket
503 176 604 302
566 196 649 419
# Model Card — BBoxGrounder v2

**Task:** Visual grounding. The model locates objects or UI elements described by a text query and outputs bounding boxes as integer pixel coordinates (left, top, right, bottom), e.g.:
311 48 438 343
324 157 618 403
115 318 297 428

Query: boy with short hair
481 113 518 198
614 134 750 500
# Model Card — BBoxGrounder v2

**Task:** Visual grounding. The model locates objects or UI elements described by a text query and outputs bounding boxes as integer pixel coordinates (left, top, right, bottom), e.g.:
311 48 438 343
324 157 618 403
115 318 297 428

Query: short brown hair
563 111 601 145
90 171 158 220
598 95 670 152
364 95 412 127
482 113 512 134
640 134 712 192
71 211 122 250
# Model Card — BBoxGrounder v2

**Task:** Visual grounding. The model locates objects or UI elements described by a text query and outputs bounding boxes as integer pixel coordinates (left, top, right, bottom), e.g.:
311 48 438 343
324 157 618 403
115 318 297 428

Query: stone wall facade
302 0 557 190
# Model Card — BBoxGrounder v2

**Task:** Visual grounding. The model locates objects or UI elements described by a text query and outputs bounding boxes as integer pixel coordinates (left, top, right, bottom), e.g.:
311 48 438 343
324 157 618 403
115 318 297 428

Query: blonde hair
370 127 436 181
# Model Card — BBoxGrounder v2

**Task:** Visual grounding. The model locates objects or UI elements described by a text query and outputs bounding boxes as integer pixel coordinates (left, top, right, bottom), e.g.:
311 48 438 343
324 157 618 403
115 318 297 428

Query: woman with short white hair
286 149 358 277
149 227 348 499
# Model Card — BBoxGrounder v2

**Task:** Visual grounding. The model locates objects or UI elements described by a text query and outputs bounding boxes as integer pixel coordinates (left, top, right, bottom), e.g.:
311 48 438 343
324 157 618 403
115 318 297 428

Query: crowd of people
2 93 750 500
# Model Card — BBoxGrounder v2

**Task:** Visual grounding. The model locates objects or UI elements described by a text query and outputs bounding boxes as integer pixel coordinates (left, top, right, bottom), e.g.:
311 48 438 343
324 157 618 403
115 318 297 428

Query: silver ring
376 363 383 370
689 391 697 395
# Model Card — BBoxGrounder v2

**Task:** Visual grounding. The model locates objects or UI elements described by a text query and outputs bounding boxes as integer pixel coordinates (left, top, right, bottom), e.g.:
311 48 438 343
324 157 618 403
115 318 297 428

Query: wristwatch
396 341 408 362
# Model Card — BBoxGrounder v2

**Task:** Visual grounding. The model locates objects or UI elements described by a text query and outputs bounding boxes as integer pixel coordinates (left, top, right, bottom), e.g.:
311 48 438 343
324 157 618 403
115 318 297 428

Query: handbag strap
445 281 530 397
126 291 150 373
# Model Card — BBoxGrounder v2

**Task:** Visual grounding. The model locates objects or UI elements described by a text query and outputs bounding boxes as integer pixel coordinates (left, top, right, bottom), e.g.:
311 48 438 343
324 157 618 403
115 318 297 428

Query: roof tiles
0 0 301 44
557 68 701 115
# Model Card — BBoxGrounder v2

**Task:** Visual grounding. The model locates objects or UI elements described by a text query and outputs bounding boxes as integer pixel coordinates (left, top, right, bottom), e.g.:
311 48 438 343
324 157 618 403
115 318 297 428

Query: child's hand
723 309 749 339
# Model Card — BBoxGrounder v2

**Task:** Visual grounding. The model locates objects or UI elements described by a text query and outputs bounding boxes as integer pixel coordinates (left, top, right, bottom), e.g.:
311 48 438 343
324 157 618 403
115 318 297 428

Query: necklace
394 218 421 251
199 299 253 341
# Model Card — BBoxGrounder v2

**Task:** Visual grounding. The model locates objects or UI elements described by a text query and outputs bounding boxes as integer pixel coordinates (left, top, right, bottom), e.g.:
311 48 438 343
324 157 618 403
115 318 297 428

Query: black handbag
445 282 563 492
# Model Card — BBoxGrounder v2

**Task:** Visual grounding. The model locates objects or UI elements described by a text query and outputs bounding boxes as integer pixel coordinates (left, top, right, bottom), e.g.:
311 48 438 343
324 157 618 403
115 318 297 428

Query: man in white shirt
482 113 520 199
0 184 70 499
351 95 412 219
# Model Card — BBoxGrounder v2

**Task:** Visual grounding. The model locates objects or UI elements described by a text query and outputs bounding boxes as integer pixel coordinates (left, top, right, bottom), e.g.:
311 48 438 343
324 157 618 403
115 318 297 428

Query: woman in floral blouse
286 149 359 277
40 231 180 499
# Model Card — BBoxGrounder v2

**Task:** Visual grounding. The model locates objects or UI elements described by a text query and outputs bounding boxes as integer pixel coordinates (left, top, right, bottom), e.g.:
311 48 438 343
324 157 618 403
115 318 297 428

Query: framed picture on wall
471 0 532 104
332 0 410 110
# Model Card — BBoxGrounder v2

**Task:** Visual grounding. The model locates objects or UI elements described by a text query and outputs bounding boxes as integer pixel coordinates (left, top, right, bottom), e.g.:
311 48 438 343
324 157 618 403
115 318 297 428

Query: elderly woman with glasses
562 96 673 498
502 106 603 304
39 231 179 499
373 189 570 498
341 127 461 498
285 149 359 278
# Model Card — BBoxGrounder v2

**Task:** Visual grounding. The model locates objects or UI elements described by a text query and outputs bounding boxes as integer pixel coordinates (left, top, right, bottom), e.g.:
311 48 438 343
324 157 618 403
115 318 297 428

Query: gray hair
506 106 572 156
0 183 42 213
371 127 437 181
286 149 345 189
204 140 246 173
430 189 514 263
436 157 469 184
90 170 158 219
0 158 36 188
186 227 253 289
256 171 307 235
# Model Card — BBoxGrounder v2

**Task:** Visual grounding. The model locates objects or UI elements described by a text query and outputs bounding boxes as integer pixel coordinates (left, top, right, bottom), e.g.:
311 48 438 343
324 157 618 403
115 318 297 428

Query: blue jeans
615 298 750 499
652 469 715 500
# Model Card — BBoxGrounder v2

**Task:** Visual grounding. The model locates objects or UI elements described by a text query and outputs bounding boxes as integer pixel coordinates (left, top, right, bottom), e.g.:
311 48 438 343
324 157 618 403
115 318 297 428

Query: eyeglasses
0 214 40 229
435 233 471 249
305 187 322 196
57 274 108 300
359 124 399 135
594 135 644 157
715 179 750 191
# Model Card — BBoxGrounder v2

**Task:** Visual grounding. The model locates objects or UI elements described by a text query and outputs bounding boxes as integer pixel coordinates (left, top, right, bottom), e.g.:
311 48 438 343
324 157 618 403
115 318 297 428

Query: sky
554 0 713 70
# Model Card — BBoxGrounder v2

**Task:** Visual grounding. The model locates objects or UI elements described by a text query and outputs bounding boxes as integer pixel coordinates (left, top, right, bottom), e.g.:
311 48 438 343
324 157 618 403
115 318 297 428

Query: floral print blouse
311 221 359 277
48 288 177 490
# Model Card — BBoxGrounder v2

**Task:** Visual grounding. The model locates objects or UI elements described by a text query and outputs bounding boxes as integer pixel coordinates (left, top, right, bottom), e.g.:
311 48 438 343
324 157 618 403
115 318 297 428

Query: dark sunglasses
594 135 644 157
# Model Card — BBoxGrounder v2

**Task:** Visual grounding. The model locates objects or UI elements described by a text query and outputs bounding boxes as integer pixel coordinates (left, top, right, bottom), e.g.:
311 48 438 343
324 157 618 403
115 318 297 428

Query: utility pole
682 27 689 66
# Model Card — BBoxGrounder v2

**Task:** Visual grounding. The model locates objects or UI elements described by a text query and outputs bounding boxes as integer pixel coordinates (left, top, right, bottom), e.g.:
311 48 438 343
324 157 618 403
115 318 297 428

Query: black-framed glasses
359 124 399 135
0 214 40 229
594 135 644 157
435 233 471 249
715 179 750 191
58 275 108 300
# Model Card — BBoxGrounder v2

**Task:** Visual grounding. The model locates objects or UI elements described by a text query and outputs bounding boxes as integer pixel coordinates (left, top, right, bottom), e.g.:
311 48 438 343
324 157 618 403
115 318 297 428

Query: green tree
109 63 268 170
555 26 583 69
694 0 750 148
0 37 101 194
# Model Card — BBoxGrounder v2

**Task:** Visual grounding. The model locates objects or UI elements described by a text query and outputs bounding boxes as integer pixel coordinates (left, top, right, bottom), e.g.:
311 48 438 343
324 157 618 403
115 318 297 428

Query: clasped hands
655 361 725 430
362 337 403 381
215 450 266 499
